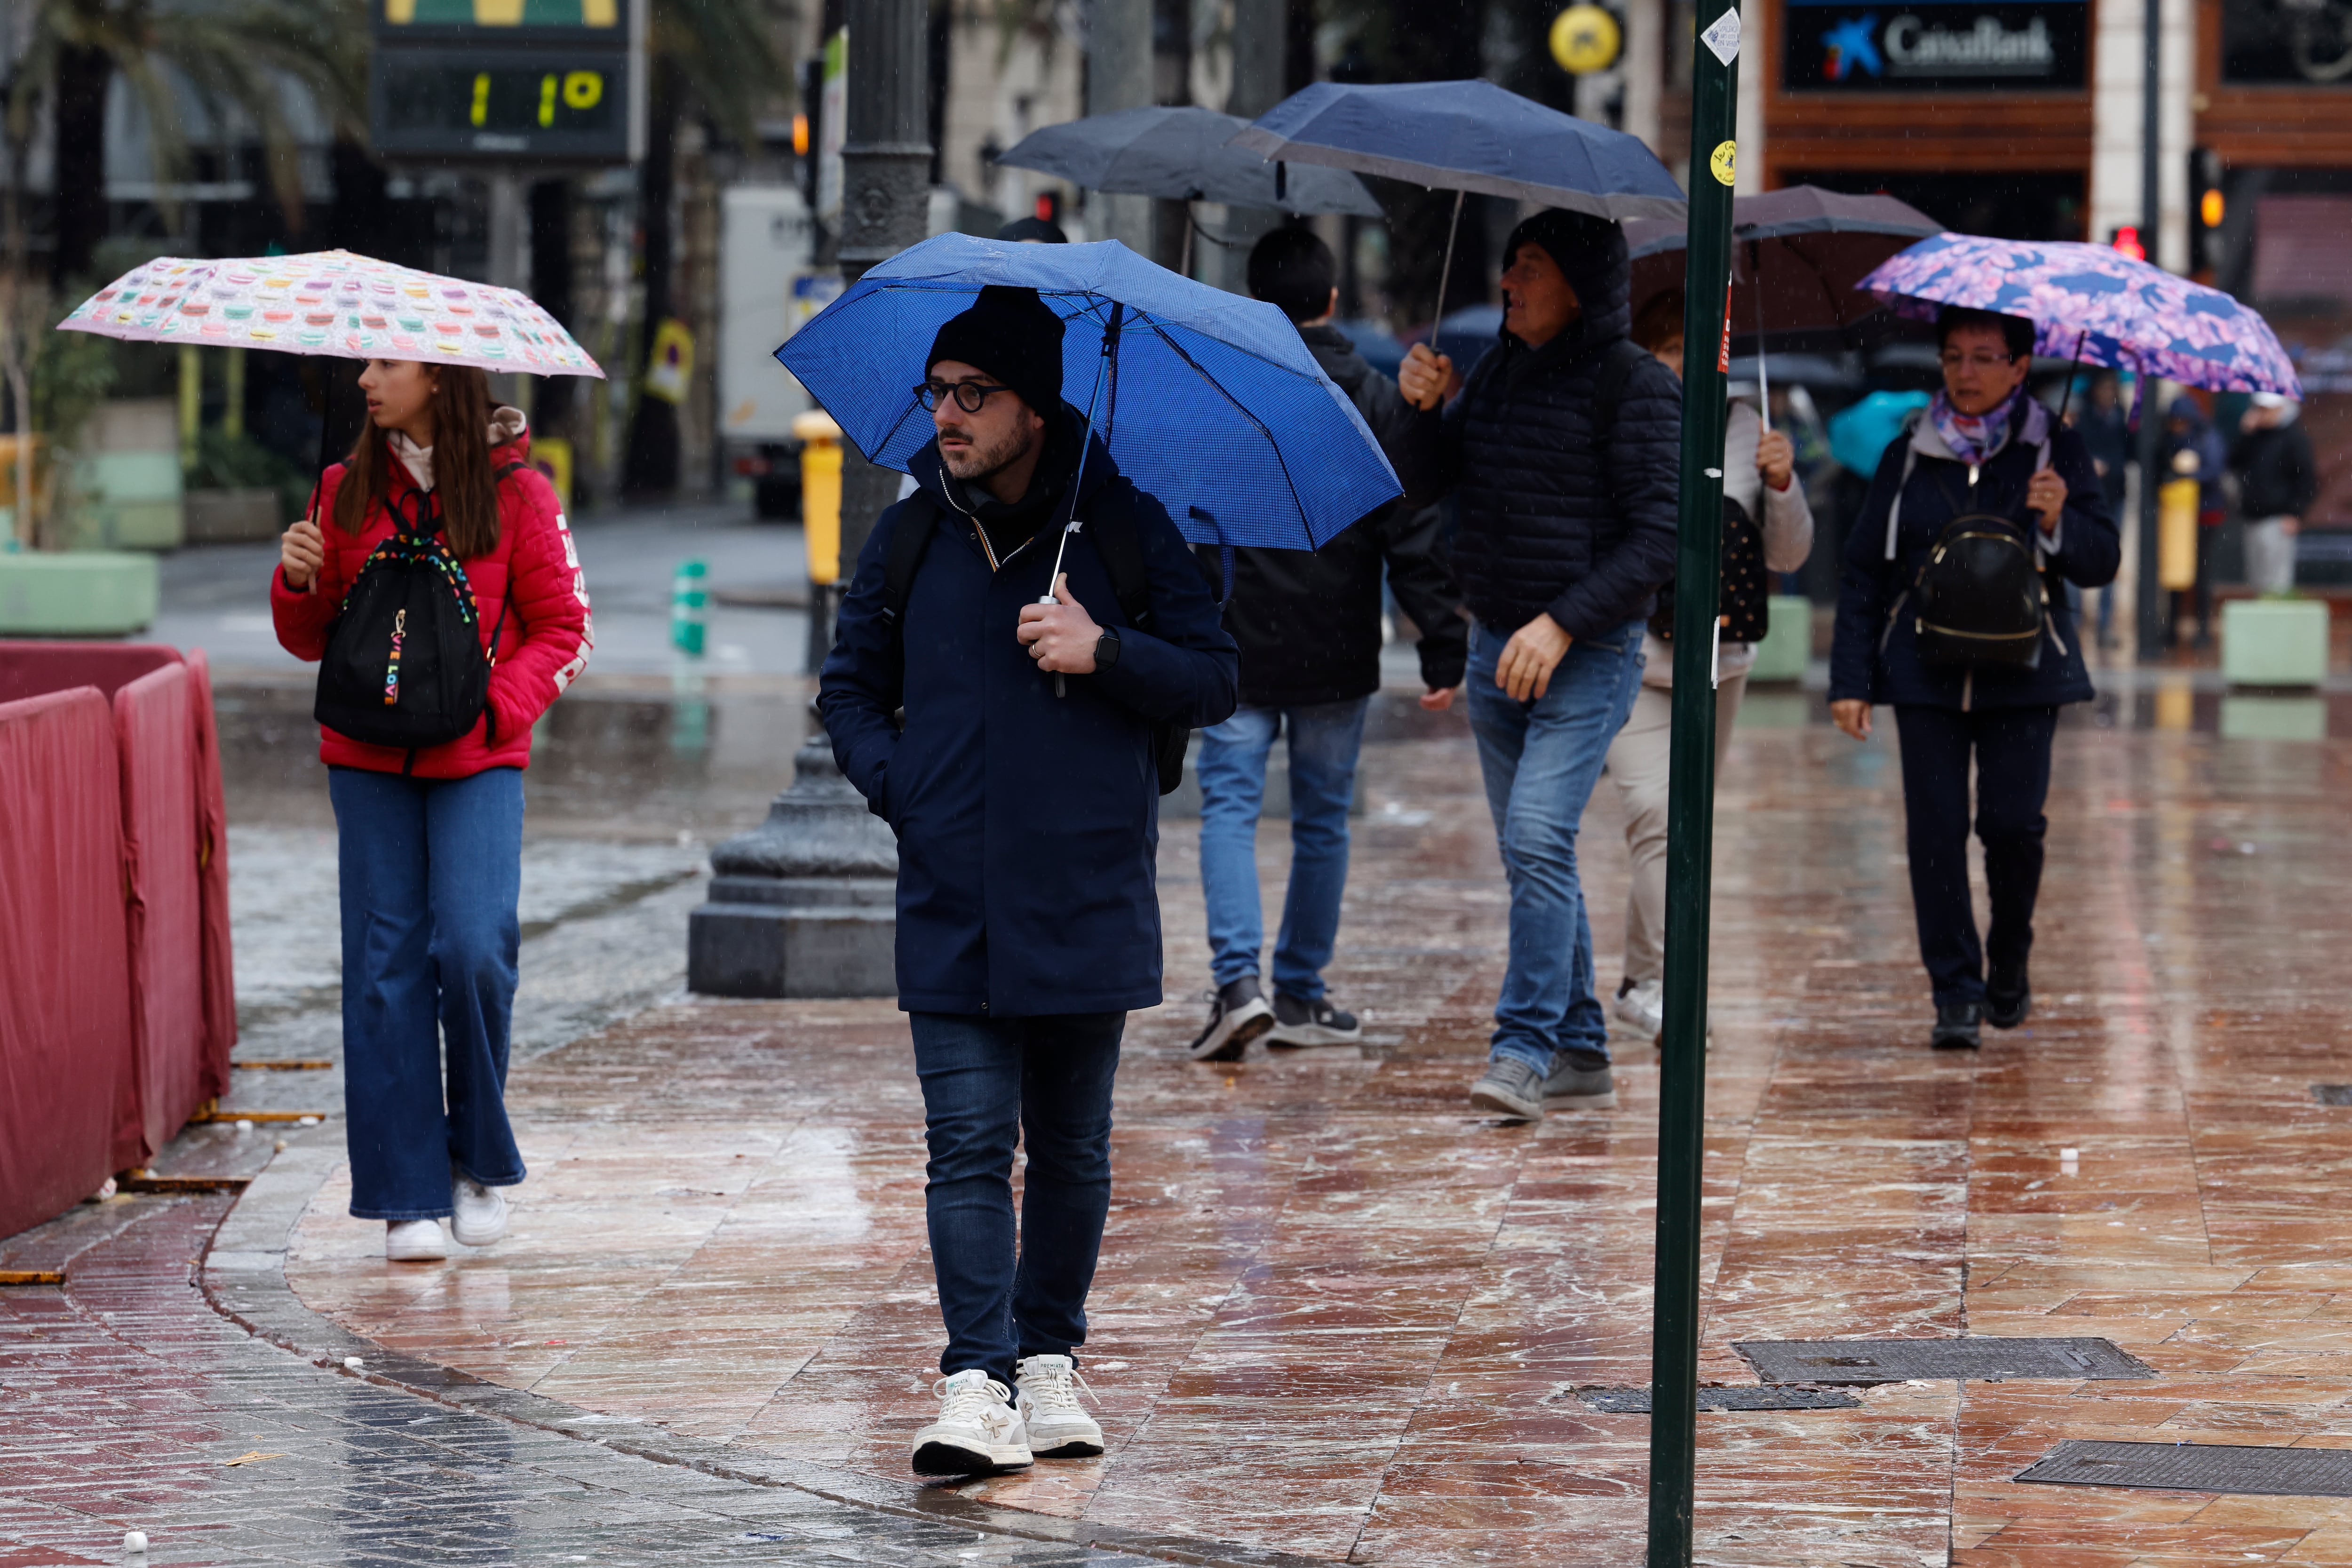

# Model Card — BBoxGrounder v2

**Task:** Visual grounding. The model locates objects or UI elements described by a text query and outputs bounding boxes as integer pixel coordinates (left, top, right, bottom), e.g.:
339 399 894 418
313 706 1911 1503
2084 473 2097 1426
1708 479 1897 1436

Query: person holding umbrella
1393 209 1682 1121
1827 307 2118 1050
272 360 592 1261
1184 227 1467 1061
817 284 1238 1477
1603 289 1814 1042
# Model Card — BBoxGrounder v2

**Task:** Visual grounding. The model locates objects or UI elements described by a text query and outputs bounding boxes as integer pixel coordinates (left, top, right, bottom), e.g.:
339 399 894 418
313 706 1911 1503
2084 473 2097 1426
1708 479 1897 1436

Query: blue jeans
1195 697 1369 1002
329 765 526 1221
1464 620 1646 1073
909 1010 1124 1385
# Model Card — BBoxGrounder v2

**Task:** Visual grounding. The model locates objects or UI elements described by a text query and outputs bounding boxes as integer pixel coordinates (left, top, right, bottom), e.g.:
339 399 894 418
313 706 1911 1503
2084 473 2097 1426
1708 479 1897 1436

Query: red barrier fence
0 643 237 1235
0 689 136 1240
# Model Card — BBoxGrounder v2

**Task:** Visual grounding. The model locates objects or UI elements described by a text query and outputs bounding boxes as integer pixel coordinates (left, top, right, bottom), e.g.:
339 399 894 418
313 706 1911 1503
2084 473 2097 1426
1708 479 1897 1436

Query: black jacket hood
1502 208 1633 352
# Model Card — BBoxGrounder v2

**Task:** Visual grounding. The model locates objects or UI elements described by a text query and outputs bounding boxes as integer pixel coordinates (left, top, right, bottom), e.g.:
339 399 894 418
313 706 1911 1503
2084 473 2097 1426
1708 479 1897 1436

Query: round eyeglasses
915 378 1015 413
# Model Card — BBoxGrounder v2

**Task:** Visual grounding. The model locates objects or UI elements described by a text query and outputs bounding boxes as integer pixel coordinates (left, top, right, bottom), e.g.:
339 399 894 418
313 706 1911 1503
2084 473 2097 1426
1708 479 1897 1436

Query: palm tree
0 0 363 537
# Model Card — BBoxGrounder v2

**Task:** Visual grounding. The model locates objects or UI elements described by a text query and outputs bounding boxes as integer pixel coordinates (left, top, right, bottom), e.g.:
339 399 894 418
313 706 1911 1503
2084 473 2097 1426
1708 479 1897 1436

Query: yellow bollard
794 409 843 586
2158 475 2201 592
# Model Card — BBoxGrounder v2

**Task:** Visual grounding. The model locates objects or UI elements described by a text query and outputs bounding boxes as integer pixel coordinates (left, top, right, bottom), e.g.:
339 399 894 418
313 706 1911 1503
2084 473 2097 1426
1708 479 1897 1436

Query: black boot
1930 998 1982 1051
1985 960 2031 1030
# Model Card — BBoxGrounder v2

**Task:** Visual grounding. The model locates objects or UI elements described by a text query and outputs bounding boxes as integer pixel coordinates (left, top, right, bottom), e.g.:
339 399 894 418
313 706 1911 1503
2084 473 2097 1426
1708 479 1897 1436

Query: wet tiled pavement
18 692 2352 1564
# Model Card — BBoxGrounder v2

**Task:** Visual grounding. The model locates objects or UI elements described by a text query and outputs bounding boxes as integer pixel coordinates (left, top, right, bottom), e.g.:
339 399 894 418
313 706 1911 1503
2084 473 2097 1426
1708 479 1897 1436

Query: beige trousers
1605 672 1747 987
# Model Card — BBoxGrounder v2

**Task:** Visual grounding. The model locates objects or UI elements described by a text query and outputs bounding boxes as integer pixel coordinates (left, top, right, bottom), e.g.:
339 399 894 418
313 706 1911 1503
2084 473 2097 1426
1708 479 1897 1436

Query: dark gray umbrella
999 106 1382 217
1229 78 1684 322
1623 186 1943 427
999 107 1383 273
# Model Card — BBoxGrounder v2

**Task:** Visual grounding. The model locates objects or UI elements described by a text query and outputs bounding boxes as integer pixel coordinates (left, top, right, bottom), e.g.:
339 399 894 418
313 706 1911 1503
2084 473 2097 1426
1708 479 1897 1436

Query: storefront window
2223 1 2352 87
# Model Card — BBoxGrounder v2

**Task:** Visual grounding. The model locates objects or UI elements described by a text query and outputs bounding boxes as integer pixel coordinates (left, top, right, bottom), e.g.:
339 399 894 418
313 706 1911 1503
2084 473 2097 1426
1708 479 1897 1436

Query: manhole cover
2312 1085 2352 1106
1733 1337 2153 1385
2017 1440 2352 1497
1573 1385 1862 1413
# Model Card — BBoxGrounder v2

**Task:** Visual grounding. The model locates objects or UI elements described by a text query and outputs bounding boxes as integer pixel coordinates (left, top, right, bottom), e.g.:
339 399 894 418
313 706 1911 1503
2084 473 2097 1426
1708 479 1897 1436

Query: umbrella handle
1752 240 1770 434
1433 190 1466 328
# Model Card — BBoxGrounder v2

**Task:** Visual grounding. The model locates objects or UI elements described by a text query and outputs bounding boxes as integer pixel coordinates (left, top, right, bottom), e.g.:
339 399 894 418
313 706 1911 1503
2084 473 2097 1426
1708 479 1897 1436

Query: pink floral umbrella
57 249 603 379
1861 232 2299 402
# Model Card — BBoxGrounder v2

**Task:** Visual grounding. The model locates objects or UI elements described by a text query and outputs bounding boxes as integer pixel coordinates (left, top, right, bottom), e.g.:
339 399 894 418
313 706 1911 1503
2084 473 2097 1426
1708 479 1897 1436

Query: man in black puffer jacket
1184 228 1469 1064
1394 207 1681 1123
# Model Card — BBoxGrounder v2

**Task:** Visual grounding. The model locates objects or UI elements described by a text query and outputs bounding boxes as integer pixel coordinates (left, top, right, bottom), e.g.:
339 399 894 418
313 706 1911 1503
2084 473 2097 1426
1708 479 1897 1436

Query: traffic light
2108 225 2146 263
1035 191 1062 224
2189 149 2222 275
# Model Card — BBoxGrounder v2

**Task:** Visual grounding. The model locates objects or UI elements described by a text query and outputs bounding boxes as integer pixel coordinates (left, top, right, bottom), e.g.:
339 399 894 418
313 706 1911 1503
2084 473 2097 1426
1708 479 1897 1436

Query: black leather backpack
1876 432 2056 672
313 464 524 757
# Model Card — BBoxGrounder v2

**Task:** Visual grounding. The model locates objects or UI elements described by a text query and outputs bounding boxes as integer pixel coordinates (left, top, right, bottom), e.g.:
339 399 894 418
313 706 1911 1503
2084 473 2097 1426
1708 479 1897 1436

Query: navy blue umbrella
1231 80 1686 316
777 233 1401 559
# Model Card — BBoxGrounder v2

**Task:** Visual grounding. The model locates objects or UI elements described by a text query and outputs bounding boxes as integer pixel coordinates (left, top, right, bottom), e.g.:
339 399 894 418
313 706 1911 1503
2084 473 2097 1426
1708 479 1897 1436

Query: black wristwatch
1094 628 1121 671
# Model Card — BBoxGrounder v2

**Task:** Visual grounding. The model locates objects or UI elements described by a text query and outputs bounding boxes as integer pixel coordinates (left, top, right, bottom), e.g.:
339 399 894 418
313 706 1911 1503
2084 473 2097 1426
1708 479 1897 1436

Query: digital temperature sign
369 0 642 161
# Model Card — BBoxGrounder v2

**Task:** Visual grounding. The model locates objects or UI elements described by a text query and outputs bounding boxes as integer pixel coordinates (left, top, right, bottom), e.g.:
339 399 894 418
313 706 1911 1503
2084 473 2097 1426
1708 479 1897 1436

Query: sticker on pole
1700 8 1741 67
1709 140 1737 188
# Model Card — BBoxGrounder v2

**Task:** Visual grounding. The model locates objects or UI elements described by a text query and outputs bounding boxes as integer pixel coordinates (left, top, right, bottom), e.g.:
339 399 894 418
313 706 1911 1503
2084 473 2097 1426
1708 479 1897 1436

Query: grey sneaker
1542 1049 1614 1100
1013 1354 1103 1458
1189 975 1275 1062
1469 1058 1547 1121
1267 991 1361 1048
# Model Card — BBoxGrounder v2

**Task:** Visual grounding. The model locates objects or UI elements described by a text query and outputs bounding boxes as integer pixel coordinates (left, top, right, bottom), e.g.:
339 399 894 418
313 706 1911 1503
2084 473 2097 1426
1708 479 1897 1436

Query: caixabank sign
1784 0 2088 92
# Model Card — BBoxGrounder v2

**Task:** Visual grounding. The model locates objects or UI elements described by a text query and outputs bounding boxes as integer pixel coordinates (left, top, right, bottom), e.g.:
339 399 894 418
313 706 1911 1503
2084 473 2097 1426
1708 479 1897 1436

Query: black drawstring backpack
313 465 524 758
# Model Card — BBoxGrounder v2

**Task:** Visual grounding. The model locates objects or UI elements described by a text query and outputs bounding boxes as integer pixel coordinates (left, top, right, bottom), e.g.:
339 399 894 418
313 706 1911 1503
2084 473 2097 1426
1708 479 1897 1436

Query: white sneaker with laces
1613 978 1664 1038
385 1219 447 1262
451 1173 509 1247
1014 1354 1103 1458
911 1369 1033 1476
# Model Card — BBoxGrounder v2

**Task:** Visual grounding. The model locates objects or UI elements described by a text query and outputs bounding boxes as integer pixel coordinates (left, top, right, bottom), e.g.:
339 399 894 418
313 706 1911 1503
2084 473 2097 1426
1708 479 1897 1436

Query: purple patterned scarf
1927 385 2025 469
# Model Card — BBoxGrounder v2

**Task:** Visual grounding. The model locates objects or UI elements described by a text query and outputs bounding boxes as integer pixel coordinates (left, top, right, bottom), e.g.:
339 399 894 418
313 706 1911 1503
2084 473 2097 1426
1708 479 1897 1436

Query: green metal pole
1647 6 1740 1564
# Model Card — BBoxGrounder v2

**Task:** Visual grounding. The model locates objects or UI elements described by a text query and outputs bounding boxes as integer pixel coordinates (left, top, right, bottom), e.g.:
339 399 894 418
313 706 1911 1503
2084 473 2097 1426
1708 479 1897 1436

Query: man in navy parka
818 285 1237 1480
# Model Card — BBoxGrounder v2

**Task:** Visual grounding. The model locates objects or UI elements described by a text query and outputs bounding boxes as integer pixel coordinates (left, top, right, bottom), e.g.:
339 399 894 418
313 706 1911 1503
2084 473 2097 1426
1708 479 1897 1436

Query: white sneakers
384 1220 447 1261
912 1370 1033 1476
910 1359 1106 1476
1613 977 1665 1039
452 1174 509 1247
1014 1354 1103 1457
383 1172 510 1262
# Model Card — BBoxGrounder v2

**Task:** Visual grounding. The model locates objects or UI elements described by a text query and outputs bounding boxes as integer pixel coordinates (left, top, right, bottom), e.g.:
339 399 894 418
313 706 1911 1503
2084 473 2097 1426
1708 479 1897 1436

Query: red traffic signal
2109 225 2146 262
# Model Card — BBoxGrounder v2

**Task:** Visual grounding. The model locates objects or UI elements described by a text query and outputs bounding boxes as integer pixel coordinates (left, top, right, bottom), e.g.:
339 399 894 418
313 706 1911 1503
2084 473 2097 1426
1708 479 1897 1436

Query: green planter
0 551 160 636
2221 597 2329 688
1746 594 1812 684
57 452 184 552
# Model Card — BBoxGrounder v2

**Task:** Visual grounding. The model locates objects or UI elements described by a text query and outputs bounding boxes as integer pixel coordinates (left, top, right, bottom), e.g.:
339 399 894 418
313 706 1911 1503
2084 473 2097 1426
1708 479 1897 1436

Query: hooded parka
1829 396 2118 711
1392 210 1682 640
818 422 1239 1017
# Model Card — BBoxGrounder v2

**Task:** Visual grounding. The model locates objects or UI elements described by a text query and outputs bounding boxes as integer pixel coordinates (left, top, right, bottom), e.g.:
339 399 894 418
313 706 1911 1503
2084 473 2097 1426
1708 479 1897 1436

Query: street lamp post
834 0 933 581
1648 4 1740 1563
2134 0 2165 660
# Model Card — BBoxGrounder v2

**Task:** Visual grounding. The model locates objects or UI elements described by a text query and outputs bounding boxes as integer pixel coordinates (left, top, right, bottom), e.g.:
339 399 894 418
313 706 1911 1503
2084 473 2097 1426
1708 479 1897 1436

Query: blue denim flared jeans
330 764 526 1221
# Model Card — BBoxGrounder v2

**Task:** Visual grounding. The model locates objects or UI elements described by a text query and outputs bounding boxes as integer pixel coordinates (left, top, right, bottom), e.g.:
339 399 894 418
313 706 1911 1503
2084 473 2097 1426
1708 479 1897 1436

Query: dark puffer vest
1394 221 1682 640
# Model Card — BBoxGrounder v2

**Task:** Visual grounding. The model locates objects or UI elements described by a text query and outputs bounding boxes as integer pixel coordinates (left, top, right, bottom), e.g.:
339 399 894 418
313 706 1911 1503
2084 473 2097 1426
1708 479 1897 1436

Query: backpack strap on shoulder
1884 445 1921 560
881 491 940 634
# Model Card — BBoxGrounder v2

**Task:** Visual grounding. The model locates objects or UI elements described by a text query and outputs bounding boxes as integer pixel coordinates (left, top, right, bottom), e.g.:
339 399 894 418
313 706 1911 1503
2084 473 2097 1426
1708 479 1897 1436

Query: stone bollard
685 711 897 997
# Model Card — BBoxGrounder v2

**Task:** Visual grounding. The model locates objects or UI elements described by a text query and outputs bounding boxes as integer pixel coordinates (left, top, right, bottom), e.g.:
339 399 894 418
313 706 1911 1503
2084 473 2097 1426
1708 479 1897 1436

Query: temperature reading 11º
470 69 603 126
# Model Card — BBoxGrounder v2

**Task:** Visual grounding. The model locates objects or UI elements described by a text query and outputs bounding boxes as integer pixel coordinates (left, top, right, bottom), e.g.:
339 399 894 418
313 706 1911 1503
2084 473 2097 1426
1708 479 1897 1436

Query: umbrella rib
1136 316 1314 544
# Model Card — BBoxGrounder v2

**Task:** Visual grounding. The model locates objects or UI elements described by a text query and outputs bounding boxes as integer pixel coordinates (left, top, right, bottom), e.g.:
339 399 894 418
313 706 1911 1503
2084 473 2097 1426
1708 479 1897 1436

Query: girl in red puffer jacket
273 359 591 1263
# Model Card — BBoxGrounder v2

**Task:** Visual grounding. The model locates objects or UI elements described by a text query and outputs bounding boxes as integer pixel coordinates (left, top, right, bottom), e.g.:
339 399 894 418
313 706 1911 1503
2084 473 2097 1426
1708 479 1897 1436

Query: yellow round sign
1549 4 1623 75
1709 139 1737 187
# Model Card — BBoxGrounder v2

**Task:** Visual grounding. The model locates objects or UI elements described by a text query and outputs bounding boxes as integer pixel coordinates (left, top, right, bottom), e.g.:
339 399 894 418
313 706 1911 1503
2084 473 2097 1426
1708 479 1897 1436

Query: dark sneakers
1931 998 1983 1051
1267 991 1362 1048
1189 975 1275 1062
1985 962 2031 1030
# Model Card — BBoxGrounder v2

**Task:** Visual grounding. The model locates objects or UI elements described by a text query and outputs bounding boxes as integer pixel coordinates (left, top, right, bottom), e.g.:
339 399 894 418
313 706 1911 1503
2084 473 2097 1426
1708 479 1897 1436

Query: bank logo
1819 11 2058 82
1820 16 1882 80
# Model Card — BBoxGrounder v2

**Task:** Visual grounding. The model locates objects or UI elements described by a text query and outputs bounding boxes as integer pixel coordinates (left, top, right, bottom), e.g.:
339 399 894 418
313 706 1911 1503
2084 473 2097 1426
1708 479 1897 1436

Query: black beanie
926 285 1066 420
